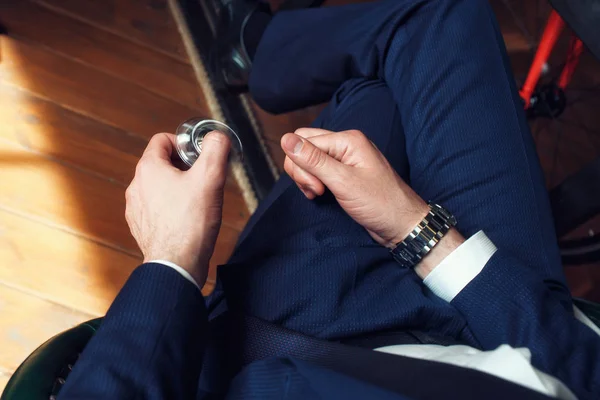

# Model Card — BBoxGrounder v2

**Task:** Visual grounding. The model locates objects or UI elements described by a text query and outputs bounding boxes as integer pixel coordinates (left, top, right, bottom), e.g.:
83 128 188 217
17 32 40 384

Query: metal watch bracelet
390 203 457 268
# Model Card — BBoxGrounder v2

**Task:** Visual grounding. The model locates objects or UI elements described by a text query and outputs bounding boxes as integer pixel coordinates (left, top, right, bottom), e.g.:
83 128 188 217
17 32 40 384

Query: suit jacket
58 258 600 400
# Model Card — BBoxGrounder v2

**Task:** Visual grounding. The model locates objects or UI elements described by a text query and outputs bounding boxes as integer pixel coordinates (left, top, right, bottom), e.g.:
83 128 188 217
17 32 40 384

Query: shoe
209 0 271 93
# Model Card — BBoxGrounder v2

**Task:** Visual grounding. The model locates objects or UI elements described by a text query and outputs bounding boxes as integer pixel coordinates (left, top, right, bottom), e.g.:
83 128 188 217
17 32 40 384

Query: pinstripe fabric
211 0 570 342
61 264 207 399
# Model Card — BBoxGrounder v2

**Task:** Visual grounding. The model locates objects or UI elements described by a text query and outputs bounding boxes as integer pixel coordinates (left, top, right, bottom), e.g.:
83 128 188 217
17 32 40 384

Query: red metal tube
519 10 565 107
558 36 584 89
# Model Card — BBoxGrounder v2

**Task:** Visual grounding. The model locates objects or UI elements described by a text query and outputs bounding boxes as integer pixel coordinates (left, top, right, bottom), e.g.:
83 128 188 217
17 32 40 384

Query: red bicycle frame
519 10 584 108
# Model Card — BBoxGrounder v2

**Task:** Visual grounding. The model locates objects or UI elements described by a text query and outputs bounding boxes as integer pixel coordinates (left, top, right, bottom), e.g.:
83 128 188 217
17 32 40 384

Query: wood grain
0 207 141 316
0 206 238 315
0 372 10 393
0 0 250 386
0 283 92 375
0 140 246 253
0 35 206 138
32 0 188 61
0 138 138 253
0 0 204 109
0 82 146 185
0 82 249 229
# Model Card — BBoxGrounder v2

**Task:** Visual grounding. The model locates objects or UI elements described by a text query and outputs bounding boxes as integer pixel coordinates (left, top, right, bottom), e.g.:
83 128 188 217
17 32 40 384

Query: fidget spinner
175 118 243 167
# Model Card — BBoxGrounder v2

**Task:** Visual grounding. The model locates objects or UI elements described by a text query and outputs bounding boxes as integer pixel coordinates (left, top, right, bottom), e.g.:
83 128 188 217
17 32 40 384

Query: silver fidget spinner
175 118 243 167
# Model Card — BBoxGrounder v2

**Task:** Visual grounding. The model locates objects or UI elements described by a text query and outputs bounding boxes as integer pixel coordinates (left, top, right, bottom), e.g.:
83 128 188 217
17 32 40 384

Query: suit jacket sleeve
59 262 208 399
452 249 600 400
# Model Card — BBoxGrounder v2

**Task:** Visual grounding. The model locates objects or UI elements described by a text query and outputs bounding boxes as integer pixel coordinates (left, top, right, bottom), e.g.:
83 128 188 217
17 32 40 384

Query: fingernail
283 134 304 155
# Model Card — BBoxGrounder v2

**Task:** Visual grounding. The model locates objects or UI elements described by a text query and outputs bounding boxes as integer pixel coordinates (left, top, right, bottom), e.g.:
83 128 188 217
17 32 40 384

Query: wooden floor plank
0 35 206 138
0 206 237 315
0 82 249 226
0 0 204 109
0 139 246 252
0 207 140 316
0 283 93 376
0 372 10 392
0 0 249 391
0 138 138 253
0 82 146 185
33 0 188 62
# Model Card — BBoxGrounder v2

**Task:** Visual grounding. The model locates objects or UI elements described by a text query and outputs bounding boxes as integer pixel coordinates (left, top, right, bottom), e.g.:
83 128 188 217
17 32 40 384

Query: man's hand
125 132 231 287
281 128 464 278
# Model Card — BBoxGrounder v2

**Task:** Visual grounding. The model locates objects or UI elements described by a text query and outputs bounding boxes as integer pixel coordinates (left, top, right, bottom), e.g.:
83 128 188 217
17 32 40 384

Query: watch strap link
390 203 456 268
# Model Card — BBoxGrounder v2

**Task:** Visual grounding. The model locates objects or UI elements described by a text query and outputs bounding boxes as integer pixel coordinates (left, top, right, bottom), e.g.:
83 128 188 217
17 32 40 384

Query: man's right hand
281 128 430 248
281 128 464 278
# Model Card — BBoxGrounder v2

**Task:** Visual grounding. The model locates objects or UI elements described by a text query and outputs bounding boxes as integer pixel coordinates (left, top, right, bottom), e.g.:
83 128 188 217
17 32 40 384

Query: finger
295 182 317 200
298 130 373 167
283 156 325 197
281 132 349 190
143 133 178 164
190 131 231 190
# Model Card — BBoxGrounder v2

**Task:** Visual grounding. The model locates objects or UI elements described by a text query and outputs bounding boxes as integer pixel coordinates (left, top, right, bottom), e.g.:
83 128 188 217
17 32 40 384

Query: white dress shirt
150 230 599 400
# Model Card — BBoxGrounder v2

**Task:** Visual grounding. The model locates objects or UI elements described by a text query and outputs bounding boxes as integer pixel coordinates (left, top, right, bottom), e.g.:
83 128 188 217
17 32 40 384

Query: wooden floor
0 0 249 386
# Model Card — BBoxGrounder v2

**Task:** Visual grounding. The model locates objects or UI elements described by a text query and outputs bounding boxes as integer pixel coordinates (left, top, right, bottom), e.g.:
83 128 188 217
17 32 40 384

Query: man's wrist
414 228 465 279
386 203 430 249
143 254 209 289
147 260 203 291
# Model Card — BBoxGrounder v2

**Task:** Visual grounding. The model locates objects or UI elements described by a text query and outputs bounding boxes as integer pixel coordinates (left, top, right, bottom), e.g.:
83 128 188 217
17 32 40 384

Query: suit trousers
209 0 571 345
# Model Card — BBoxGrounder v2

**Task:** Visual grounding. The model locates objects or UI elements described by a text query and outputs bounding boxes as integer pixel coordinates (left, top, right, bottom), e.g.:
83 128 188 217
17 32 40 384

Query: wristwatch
390 203 457 268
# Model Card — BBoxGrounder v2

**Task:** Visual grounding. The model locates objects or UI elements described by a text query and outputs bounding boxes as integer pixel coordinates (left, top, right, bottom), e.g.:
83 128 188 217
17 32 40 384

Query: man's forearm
452 250 600 400
414 228 465 279
59 264 207 399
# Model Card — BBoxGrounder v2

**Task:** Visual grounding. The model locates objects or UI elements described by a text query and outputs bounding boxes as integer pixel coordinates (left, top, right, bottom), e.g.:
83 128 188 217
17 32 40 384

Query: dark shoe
209 0 271 93
209 0 326 93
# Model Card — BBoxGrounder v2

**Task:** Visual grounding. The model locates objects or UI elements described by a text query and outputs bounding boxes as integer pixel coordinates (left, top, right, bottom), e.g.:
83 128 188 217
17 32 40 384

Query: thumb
190 131 231 191
281 133 347 189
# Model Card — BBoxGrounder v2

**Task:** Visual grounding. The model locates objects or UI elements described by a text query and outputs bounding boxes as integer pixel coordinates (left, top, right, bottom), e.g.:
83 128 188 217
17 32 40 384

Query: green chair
1 319 102 400
2 300 600 400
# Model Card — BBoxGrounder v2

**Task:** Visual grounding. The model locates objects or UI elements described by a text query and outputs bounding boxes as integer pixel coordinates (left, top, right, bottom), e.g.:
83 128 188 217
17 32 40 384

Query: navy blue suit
59 0 600 399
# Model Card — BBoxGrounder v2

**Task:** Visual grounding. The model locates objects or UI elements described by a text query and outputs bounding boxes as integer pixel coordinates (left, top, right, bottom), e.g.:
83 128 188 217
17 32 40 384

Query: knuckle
347 129 366 142
146 133 162 148
135 158 146 175
304 146 325 168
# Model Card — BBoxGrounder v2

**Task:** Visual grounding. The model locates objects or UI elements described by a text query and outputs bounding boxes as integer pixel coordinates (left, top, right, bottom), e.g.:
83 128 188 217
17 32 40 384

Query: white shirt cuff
423 231 497 302
147 260 201 292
